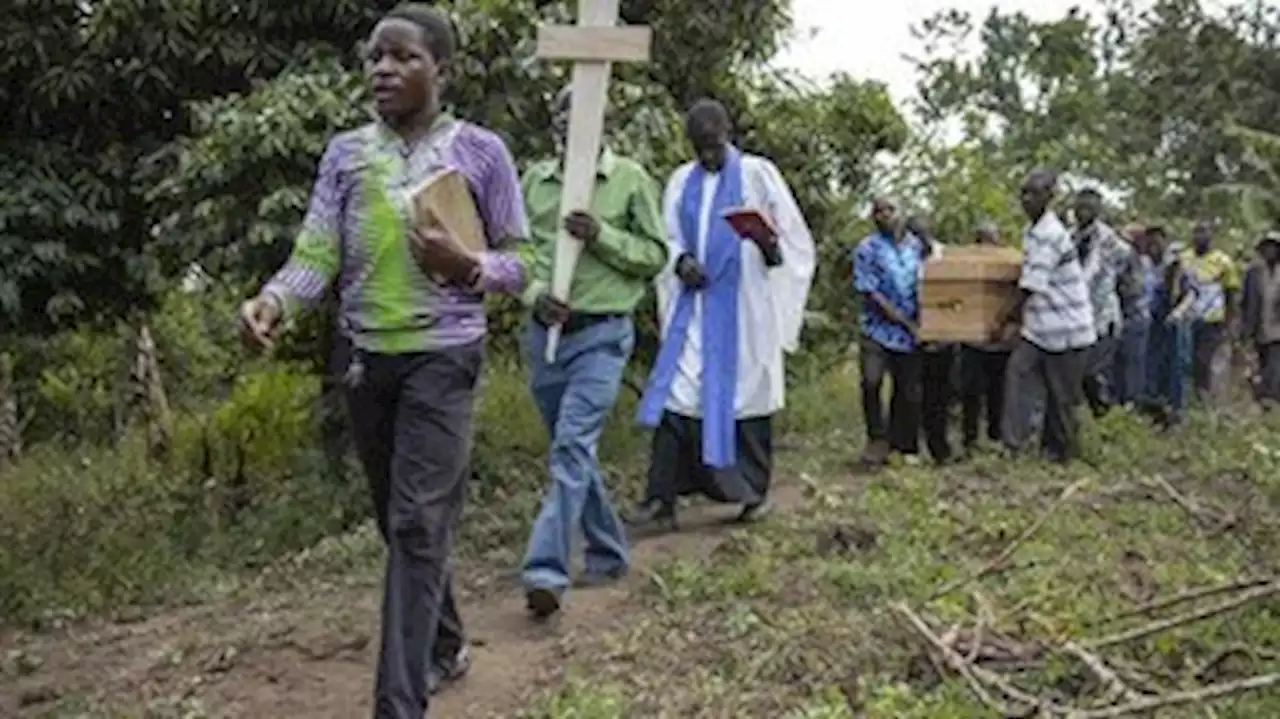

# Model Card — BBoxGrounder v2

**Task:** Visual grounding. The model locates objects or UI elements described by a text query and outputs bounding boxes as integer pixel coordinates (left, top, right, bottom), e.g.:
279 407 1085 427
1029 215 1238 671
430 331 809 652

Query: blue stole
637 147 744 468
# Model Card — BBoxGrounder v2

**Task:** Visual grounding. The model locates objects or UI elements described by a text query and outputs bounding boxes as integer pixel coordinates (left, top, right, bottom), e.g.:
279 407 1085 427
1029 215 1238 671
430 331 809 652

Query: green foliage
910 0 1280 221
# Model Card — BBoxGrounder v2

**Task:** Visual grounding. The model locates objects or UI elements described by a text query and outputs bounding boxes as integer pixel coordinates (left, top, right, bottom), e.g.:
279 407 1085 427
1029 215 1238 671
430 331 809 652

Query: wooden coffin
918 246 1023 343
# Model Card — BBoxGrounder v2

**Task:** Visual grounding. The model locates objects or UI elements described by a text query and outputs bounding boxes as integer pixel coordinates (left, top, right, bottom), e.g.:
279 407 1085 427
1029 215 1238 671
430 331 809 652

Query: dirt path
3 482 814 718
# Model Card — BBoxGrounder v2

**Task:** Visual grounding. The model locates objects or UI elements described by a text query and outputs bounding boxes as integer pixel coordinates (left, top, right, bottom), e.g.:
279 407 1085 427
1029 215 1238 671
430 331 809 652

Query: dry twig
1068 673 1279 718
930 478 1090 600
1083 582 1279 650
1062 641 1142 706
1096 576 1274 625
894 602 1068 716
1144 475 1229 530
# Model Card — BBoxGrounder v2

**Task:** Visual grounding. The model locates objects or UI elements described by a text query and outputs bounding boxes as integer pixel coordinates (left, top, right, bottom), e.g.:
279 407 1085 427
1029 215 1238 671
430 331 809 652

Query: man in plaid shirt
1071 188 1141 416
1000 169 1096 462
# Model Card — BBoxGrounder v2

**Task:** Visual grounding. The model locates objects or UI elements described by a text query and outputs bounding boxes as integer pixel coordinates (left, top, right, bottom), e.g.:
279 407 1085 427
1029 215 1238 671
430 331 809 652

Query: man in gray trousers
999 169 1097 463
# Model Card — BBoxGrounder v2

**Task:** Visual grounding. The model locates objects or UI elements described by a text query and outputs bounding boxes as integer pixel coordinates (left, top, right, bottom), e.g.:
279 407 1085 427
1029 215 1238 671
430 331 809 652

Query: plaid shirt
1074 220 1137 337
1020 211 1097 351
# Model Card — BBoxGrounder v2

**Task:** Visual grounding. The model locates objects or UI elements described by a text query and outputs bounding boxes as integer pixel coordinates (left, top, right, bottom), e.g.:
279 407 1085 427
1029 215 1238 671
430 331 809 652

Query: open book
721 207 777 240
403 167 487 258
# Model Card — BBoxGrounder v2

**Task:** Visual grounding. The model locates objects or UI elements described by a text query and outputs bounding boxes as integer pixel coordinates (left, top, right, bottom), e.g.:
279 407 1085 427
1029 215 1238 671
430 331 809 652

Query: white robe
656 155 817 419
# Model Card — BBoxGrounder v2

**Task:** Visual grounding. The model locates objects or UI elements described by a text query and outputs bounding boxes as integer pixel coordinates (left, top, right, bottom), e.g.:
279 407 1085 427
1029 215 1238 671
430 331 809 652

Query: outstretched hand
239 295 282 351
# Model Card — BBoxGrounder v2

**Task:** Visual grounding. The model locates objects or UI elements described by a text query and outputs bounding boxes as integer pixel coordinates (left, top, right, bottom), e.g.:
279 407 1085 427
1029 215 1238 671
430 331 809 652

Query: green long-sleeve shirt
520 148 668 313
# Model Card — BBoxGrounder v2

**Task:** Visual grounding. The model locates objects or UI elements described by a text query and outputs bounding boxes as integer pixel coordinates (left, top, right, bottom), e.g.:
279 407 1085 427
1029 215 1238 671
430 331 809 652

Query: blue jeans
521 316 633 593
1146 320 1191 412
1112 318 1149 405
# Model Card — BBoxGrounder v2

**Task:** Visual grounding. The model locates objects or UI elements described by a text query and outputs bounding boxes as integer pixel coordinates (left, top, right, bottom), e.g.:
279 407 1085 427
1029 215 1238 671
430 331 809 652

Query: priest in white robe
628 99 816 532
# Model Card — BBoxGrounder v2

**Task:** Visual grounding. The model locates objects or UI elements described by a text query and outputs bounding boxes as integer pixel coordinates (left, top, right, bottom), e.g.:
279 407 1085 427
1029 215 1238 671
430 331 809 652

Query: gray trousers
345 342 482 719
1002 338 1087 463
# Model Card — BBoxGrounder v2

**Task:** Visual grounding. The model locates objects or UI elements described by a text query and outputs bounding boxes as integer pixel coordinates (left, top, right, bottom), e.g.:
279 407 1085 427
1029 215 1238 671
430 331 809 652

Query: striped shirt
1019 211 1097 351
263 115 528 354
1074 220 1135 337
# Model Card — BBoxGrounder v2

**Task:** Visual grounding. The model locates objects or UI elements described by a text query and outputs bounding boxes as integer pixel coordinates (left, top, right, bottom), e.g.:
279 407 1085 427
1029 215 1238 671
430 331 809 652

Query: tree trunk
0 353 20 468
132 322 173 460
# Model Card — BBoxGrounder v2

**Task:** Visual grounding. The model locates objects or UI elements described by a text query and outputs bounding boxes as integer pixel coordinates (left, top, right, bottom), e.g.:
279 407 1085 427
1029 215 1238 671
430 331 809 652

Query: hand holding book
721 207 777 245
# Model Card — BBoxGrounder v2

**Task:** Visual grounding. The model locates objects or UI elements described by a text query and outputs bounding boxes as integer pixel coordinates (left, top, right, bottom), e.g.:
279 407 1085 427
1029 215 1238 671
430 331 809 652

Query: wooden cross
536 0 652 362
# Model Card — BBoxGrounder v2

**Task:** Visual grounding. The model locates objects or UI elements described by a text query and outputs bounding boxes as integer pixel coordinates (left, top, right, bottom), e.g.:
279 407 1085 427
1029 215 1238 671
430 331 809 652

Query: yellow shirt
1180 248 1240 323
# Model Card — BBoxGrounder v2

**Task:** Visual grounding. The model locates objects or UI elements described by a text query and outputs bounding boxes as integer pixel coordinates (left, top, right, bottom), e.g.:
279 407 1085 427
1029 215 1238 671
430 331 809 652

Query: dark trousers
1257 341 1280 407
920 347 955 462
1083 332 1119 417
1111 319 1149 405
1191 321 1226 403
345 343 482 719
645 412 773 506
1002 338 1086 463
860 338 922 454
959 348 1009 448
321 330 355 481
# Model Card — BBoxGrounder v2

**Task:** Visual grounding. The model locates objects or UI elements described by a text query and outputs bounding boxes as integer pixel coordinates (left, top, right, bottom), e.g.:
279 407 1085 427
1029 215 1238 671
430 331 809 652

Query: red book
721 207 777 240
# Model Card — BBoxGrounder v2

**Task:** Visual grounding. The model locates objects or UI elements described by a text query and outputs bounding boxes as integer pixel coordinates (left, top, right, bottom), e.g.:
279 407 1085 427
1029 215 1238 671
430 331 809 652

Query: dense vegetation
2 0 1279 716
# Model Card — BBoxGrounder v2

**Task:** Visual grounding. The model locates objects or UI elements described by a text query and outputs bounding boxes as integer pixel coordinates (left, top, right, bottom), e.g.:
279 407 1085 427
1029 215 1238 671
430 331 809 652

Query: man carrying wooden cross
630 99 816 531
518 86 667 619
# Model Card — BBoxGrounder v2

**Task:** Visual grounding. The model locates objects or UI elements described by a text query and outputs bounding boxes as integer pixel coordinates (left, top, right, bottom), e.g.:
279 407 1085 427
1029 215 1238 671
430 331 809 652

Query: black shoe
625 499 677 532
736 499 773 523
426 644 471 695
525 587 561 620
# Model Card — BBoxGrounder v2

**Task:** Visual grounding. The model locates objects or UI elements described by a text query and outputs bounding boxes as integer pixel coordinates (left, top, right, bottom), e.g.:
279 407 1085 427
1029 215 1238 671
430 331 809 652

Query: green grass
527 389 1280 717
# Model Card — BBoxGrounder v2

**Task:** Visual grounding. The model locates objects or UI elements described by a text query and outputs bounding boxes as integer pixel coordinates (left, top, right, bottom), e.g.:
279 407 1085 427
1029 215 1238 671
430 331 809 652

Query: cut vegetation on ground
2 367 1277 718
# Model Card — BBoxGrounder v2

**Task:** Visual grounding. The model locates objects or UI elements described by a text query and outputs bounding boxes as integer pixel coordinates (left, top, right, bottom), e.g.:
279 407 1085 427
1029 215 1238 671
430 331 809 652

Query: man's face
1073 195 1100 226
1261 241 1280 265
688 120 728 172
1193 222 1212 253
871 199 898 234
1145 231 1165 258
1020 181 1049 220
365 19 442 123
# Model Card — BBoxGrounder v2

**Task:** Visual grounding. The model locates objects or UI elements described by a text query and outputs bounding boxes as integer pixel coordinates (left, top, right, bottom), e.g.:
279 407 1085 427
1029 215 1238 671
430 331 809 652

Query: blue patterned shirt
853 231 923 351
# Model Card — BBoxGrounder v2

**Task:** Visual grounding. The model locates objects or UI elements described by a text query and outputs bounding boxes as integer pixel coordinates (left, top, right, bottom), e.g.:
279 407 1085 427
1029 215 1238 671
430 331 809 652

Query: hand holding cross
536 0 651 363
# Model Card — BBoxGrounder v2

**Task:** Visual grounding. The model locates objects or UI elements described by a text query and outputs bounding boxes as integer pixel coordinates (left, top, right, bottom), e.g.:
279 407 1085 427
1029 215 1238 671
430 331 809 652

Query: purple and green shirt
263 115 528 354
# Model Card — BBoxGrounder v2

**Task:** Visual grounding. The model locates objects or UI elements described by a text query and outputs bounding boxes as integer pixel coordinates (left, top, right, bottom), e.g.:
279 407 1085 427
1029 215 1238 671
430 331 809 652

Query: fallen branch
1062 641 1142 706
1144 475 1229 531
930 478 1090 600
1068 673 1279 718
1096 576 1274 625
1083 582 1279 650
894 602 1069 716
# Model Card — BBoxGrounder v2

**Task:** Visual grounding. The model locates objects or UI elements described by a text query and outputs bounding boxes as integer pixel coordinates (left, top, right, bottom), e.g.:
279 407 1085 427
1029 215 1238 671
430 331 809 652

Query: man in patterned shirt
1071 188 1140 416
854 196 923 467
238 5 527 716
1000 169 1096 463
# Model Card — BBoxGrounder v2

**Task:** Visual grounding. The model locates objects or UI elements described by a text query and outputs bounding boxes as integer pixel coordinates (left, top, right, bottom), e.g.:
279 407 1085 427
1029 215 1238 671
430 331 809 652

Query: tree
0 0 411 333
908 0 1280 220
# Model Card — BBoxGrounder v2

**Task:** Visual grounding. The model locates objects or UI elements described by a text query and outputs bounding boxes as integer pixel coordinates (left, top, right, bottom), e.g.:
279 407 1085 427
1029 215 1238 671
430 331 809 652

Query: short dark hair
687 98 731 131
1077 187 1102 200
1146 224 1166 237
1024 167 1058 192
385 3 458 63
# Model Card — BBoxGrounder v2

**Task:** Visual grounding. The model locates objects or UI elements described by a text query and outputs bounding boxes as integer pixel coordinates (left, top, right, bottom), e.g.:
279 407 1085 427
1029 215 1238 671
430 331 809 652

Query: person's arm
587 165 669 279
1221 254 1242 328
261 138 346 316
1170 270 1198 321
470 131 529 295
